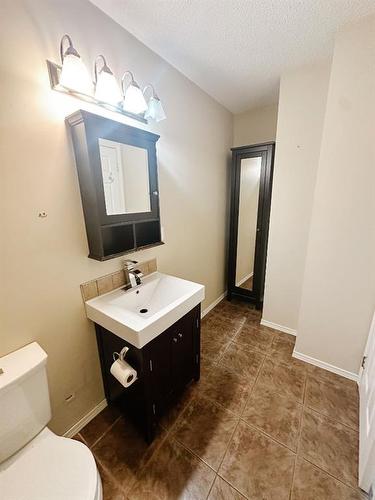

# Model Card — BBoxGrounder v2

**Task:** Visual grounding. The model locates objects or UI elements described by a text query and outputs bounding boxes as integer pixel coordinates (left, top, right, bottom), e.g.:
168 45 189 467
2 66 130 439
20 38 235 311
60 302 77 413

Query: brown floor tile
202 315 240 341
200 358 215 378
208 475 246 499
273 330 296 344
219 420 295 499
291 458 362 500
243 386 303 451
72 432 87 445
219 342 264 380
80 405 121 447
307 364 357 389
128 437 215 500
173 396 238 470
234 324 275 353
256 358 306 402
201 335 230 363
268 335 306 369
198 363 253 415
241 314 263 328
92 416 167 495
97 462 126 500
305 376 359 429
159 382 199 432
299 409 359 488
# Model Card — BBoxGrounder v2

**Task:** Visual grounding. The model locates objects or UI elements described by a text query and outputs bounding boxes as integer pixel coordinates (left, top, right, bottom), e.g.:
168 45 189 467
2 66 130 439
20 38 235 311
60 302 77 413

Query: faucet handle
124 259 138 270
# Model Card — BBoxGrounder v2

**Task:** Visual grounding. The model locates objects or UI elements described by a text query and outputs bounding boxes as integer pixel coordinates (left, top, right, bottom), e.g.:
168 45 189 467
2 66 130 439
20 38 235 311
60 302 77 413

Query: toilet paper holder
113 346 129 363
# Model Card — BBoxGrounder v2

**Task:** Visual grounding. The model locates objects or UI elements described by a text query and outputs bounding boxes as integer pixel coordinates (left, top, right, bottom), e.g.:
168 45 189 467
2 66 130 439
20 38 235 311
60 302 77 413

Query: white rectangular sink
85 272 205 348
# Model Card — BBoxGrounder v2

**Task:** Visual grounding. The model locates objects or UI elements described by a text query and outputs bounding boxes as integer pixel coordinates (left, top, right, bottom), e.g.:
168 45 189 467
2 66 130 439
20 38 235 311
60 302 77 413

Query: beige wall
0 0 232 434
262 63 331 331
295 16 375 374
233 104 278 147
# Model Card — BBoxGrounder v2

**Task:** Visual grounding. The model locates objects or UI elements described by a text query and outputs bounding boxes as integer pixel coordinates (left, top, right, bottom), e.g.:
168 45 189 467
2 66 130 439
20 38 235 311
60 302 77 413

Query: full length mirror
235 156 262 291
99 138 151 216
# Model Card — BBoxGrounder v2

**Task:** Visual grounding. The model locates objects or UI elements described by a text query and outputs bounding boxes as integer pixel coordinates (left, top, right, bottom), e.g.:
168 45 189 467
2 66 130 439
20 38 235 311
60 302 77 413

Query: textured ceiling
90 0 375 113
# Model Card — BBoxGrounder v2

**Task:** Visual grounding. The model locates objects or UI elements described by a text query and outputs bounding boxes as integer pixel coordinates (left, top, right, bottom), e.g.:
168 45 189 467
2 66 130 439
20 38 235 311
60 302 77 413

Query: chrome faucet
124 260 144 287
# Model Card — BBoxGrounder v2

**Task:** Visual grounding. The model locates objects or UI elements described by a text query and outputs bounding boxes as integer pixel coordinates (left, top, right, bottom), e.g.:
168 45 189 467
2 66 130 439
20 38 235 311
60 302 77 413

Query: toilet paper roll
110 359 137 388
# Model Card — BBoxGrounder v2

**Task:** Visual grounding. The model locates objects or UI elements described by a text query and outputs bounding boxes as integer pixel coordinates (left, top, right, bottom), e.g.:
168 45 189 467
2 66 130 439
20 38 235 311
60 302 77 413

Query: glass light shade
145 96 166 122
123 84 148 114
59 53 93 95
95 71 122 106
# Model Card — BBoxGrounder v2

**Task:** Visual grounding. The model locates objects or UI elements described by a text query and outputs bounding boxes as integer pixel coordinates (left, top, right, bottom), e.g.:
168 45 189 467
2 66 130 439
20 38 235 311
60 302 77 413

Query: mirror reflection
235 156 262 291
99 138 151 215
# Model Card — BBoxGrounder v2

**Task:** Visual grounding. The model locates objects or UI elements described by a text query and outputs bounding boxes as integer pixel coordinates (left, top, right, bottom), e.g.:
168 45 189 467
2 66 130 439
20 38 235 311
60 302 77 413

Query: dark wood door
171 314 194 391
147 324 174 417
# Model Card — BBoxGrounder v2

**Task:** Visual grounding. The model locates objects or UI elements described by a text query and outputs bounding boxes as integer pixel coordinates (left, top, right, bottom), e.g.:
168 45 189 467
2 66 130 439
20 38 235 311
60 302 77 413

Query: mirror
99 138 151 215
235 156 262 291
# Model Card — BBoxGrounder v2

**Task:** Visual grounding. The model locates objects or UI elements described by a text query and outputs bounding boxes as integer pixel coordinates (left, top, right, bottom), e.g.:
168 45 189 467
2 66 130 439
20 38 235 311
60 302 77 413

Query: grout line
299 454 362 492
90 414 122 450
93 454 129 496
289 390 306 498
216 475 250 499
239 415 300 455
170 434 218 475
239 417 298 455
303 405 359 433
205 474 217 500
215 417 241 476
206 354 267 498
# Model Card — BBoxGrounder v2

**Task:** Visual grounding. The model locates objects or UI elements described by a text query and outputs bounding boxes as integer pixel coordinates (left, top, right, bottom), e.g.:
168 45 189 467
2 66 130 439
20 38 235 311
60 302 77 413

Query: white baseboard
260 319 297 336
236 272 253 288
293 350 359 382
202 291 227 318
63 399 107 438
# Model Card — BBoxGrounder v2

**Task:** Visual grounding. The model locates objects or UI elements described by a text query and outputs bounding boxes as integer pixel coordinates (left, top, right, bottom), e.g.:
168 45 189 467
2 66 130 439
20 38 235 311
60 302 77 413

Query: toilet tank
0 342 51 463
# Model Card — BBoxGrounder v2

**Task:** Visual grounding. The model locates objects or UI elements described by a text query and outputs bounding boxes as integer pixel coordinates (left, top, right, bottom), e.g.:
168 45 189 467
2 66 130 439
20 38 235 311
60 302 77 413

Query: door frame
227 142 275 308
359 311 375 493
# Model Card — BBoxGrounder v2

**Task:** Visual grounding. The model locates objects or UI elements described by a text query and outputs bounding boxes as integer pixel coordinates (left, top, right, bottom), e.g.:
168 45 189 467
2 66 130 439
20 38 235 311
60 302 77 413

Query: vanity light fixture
143 84 166 122
59 34 93 95
121 71 148 115
47 35 166 124
94 55 123 106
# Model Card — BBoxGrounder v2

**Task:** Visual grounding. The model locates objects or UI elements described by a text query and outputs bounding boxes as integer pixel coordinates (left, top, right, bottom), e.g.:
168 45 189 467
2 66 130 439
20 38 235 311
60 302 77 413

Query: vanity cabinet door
170 314 194 392
147 327 174 416
147 306 200 417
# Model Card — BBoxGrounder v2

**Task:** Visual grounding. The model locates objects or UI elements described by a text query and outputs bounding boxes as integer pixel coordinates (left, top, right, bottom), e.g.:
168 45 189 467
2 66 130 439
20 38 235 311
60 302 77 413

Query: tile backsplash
80 258 157 302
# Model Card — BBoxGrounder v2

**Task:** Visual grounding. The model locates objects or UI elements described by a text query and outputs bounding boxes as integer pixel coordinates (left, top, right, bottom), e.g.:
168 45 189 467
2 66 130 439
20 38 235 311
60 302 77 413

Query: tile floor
74 300 365 499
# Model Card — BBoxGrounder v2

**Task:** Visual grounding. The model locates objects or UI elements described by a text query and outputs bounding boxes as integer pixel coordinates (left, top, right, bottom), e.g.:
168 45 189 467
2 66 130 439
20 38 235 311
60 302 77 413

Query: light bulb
145 96 166 122
59 35 93 95
95 71 122 105
94 55 122 106
123 83 148 114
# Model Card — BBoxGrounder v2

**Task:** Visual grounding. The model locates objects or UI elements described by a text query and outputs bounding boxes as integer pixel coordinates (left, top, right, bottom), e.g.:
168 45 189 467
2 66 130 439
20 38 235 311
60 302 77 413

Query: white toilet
0 342 102 500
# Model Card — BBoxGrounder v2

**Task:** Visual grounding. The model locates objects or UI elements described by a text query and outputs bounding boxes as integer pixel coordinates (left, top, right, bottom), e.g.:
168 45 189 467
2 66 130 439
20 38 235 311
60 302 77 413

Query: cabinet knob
178 333 183 338
173 337 178 343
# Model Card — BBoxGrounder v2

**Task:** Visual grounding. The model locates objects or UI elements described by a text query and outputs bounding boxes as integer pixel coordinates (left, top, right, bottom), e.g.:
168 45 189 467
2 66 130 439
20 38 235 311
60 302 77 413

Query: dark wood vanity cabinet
95 305 201 442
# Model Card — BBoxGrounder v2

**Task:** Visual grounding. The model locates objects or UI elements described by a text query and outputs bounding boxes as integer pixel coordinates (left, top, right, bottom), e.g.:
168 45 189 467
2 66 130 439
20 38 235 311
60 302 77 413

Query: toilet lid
0 428 98 500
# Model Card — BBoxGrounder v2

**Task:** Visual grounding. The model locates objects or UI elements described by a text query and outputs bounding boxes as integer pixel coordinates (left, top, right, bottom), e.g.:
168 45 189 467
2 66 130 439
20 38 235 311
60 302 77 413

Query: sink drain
139 308 148 314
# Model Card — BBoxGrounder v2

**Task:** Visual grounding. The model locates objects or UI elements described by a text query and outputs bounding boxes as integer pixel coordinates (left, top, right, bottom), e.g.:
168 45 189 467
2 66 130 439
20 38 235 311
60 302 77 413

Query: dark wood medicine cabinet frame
66 110 163 261
227 142 275 309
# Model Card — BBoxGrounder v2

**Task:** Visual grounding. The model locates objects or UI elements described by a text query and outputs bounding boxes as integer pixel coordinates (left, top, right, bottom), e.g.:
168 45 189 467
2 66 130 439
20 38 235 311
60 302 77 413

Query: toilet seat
0 427 101 500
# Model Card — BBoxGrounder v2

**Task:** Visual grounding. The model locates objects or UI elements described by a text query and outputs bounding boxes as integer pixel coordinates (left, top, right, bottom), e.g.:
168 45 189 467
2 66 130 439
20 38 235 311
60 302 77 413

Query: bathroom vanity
86 271 204 442
95 305 200 442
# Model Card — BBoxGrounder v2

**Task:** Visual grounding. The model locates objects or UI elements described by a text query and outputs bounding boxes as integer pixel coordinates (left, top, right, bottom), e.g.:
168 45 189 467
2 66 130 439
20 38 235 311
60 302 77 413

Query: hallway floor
75 300 364 499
